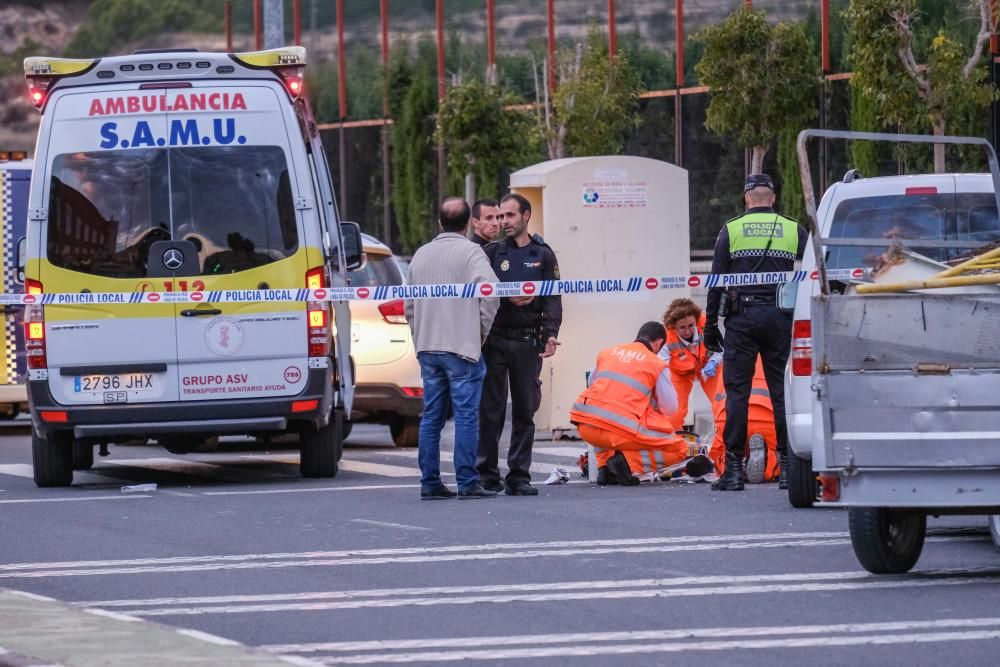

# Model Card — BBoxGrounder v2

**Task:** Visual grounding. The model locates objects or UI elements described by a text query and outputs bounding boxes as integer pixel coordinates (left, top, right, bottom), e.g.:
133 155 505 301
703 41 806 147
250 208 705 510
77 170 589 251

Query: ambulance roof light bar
24 46 308 111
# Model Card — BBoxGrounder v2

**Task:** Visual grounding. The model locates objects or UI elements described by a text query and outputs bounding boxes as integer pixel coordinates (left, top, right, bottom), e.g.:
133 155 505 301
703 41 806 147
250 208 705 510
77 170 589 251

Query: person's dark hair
439 197 471 233
500 192 531 215
636 321 666 344
472 198 498 220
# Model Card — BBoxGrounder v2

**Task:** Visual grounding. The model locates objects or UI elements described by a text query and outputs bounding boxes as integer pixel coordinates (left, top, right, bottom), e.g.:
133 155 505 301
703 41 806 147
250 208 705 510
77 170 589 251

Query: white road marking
97 575 1000 617
307 630 1000 663
336 461 424 478
174 629 241 646
349 519 433 532
0 531 850 571
262 616 1000 654
83 608 142 622
531 446 587 457
203 484 418 496
0 532 985 579
0 495 153 505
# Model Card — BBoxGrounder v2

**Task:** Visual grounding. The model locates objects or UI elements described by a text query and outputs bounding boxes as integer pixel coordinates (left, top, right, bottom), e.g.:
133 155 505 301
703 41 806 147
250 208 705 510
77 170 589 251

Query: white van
785 170 1000 506
22 47 362 486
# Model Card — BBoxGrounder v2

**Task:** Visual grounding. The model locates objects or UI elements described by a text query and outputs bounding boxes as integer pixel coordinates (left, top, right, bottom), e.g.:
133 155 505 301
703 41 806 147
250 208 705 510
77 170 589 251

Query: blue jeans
417 352 486 492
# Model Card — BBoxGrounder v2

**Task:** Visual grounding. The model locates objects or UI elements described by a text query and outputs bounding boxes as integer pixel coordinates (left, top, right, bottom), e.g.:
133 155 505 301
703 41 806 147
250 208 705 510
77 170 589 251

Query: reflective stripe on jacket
570 341 674 445
665 312 708 375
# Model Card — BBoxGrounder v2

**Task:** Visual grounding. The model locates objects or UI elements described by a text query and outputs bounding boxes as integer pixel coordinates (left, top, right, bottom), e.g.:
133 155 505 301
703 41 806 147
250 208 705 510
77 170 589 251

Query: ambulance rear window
47 146 298 278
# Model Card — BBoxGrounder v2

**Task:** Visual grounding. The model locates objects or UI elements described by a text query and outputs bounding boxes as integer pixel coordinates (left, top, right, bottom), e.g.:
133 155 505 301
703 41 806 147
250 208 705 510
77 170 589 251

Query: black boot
711 452 745 491
778 451 789 490
596 466 618 486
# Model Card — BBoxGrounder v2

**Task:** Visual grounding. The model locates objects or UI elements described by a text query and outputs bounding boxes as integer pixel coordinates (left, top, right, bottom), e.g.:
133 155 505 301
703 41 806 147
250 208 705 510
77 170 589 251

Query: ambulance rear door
168 84 309 402
39 91 180 407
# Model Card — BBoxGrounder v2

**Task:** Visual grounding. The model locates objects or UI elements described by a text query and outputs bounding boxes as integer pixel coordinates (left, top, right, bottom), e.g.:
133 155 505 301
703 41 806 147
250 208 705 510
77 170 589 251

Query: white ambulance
21 47 361 486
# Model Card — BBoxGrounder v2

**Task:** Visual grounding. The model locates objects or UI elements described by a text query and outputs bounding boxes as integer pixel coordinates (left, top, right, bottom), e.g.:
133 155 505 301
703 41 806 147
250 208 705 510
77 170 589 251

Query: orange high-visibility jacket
570 341 674 446
665 312 710 376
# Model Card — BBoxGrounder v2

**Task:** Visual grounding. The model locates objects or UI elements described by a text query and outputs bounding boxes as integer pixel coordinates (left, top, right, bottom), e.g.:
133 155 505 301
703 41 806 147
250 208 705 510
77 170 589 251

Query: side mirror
15 237 26 285
340 221 363 271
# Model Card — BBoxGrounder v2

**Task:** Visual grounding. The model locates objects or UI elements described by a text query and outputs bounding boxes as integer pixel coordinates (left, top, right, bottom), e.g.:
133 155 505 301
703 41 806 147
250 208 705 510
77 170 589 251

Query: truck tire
849 507 926 574
989 516 1000 552
72 442 94 470
389 416 420 448
786 450 816 508
300 409 343 478
32 430 73 487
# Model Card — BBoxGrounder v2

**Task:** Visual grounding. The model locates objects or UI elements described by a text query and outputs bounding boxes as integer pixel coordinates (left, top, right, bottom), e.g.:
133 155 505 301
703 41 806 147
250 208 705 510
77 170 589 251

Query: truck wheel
848 507 926 574
32 430 73 487
72 442 94 470
389 416 420 448
989 516 1000 552
300 410 343 478
786 451 816 508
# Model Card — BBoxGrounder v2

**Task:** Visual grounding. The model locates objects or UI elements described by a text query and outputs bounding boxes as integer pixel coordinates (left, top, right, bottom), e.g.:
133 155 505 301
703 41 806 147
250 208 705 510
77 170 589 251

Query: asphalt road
1 418 999 666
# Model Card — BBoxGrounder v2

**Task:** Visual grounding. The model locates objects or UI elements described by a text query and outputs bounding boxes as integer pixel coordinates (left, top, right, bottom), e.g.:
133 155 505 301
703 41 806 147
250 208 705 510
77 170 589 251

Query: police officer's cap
743 173 774 193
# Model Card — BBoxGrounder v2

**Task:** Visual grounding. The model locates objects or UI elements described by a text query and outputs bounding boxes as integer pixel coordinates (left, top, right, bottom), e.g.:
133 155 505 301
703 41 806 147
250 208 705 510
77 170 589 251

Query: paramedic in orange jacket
571 322 706 486
662 299 723 429
708 357 779 483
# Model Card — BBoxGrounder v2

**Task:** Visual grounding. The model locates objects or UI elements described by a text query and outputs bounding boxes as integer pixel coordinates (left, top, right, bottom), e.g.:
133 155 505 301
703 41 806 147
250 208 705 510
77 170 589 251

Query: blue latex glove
702 357 719 378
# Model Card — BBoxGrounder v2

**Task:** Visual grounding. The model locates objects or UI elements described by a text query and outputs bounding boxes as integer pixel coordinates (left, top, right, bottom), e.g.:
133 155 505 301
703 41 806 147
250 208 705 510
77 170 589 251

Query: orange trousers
583 423 687 475
671 371 720 428
708 405 779 480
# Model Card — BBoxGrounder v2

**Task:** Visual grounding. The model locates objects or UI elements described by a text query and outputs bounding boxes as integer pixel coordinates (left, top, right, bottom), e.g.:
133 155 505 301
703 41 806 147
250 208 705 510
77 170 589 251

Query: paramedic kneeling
571 322 709 486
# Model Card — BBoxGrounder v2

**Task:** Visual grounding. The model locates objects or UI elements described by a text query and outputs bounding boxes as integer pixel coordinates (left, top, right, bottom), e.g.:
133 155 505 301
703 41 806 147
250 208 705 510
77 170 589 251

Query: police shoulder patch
500 259 510 272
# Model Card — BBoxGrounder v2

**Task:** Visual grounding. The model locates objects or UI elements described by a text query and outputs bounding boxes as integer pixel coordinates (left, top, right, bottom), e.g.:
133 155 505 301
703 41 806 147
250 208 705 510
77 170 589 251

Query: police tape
1 268 867 306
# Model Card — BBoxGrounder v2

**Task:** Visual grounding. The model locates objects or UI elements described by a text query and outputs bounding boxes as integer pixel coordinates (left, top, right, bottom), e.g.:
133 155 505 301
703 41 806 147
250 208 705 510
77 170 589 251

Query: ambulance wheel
300 411 342 478
786 451 816 508
988 516 1000 552
848 507 926 574
72 442 94 470
32 430 73 487
342 420 353 441
389 416 420 448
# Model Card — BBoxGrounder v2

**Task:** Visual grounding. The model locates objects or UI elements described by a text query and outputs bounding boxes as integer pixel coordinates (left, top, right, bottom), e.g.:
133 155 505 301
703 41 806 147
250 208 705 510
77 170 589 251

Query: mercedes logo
162 248 184 271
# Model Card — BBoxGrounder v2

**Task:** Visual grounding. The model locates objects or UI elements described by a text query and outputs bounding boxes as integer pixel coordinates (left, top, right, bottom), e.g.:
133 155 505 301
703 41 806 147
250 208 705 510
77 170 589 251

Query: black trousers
477 336 543 486
721 304 792 460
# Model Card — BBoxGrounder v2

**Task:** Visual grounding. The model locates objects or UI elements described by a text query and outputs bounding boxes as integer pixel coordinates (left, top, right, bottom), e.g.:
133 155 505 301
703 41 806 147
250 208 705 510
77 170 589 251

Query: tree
538 28 643 159
695 9 820 174
847 0 995 173
388 48 438 254
436 79 542 203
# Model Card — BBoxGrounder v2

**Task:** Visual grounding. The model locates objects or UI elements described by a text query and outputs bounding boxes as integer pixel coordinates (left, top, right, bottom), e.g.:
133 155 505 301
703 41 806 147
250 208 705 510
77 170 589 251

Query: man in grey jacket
405 198 500 500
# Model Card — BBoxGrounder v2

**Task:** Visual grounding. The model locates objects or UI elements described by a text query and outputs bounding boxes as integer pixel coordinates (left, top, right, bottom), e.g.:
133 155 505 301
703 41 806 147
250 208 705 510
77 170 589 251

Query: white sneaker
745 434 767 484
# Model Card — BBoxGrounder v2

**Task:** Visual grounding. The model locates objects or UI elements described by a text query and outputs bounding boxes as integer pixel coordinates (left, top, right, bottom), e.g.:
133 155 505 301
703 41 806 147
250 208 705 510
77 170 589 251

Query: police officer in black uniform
704 174 807 492
477 193 562 496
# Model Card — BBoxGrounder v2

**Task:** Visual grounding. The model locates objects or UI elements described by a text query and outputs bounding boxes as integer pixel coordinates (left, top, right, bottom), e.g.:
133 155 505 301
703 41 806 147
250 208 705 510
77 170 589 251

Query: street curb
0 589 321 667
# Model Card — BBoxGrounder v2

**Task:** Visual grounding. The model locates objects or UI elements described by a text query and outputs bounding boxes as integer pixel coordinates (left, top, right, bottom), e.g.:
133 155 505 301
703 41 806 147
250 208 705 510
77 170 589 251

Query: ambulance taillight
231 48 306 101
306 267 331 357
24 279 46 370
23 57 97 112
